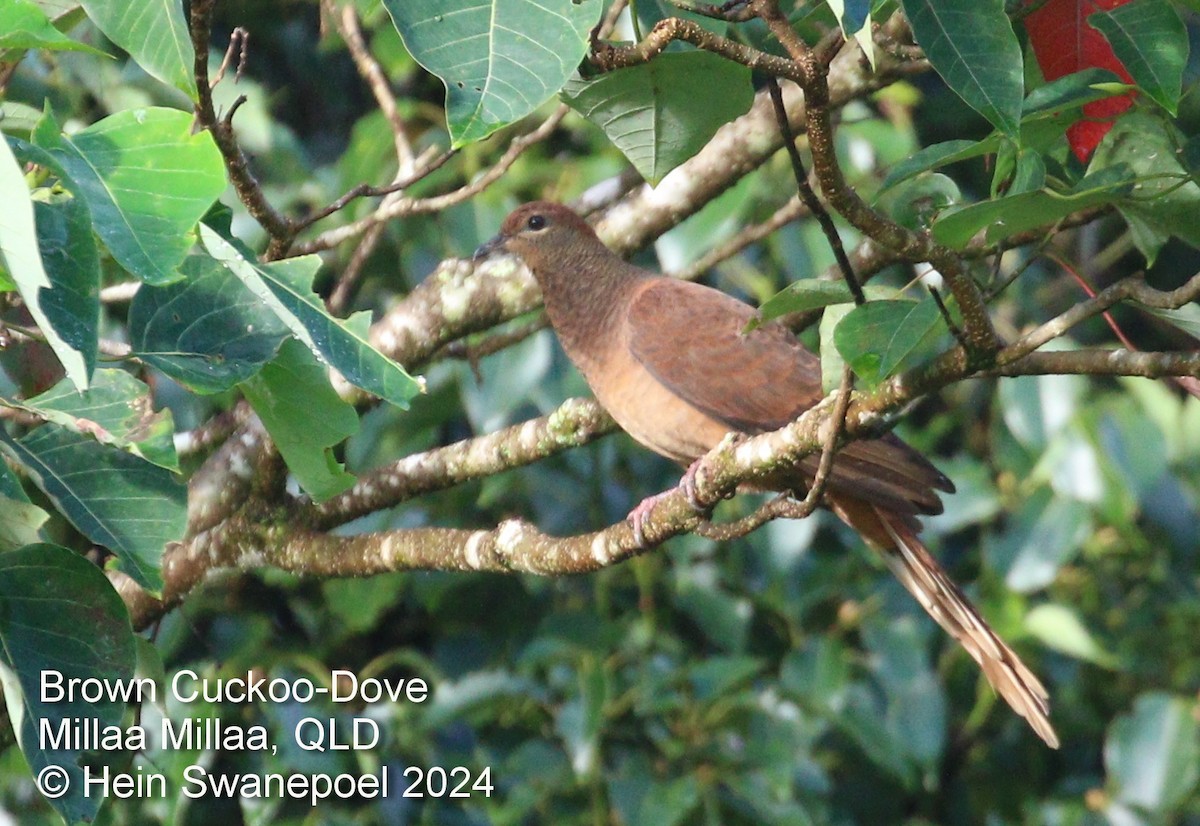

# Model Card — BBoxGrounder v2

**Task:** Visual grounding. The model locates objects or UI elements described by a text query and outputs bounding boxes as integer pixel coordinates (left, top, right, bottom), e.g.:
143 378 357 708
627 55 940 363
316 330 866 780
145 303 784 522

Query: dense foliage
1 0 1199 823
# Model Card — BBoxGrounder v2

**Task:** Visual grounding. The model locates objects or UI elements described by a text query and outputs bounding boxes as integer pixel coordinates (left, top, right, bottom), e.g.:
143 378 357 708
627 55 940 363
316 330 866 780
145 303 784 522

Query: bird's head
473 202 601 269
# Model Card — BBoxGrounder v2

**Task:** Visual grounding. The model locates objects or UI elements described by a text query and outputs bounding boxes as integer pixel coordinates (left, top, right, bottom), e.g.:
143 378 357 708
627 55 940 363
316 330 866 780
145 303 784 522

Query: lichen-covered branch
990 349 1200 378
308 397 616 530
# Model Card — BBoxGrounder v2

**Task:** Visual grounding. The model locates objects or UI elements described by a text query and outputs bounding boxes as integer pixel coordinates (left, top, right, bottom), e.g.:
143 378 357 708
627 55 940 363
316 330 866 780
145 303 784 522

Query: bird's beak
473 234 507 261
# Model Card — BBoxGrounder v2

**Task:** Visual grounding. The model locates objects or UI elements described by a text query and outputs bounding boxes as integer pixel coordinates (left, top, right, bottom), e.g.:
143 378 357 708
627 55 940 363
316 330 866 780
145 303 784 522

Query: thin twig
290 146 454 238
694 494 804 540
292 107 569 256
790 364 855 517
326 0 414 174
665 0 757 21
327 222 387 315
189 0 293 243
210 27 248 88
672 195 809 282
99 282 141 304
436 315 550 382
1048 252 1138 350
766 77 864 305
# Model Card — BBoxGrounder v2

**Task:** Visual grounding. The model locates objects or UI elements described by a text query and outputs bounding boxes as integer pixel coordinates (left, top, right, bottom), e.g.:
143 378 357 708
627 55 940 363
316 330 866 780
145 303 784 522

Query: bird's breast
574 334 733 466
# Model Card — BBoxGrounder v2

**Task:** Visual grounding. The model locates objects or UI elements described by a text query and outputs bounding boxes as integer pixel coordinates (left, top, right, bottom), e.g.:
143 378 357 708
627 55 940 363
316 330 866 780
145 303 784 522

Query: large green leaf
0 0 107 54
832 298 944 386
878 138 998 194
384 0 602 147
900 0 1023 137
931 166 1134 249
562 52 754 184
78 0 196 98
0 425 187 591
20 369 178 471
240 339 358 502
129 253 290 393
0 134 91 388
0 543 137 824
200 225 423 409
752 282 898 329
987 490 1091 591
1021 68 1129 122
1090 111 1200 264
34 197 100 380
1105 693 1199 812
31 107 225 285
877 70 1126 195
1089 0 1187 115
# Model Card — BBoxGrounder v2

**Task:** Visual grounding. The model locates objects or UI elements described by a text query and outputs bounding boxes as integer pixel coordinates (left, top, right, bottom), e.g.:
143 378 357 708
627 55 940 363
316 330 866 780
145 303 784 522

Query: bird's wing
625 278 822 432
626 278 952 514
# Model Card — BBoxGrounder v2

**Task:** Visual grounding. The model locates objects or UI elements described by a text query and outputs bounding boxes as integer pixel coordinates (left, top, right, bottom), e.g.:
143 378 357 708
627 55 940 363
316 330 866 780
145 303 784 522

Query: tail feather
825 492 1059 748
872 505 1059 748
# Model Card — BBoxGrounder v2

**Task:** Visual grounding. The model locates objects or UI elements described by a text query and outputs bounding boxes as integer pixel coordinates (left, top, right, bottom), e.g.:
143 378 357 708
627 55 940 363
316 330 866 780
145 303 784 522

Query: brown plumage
475 201 1058 748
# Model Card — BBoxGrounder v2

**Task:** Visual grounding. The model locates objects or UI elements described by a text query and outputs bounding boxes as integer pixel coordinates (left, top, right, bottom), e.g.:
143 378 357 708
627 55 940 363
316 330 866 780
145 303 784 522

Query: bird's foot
628 490 670 548
678 456 709 513
628 459 713 548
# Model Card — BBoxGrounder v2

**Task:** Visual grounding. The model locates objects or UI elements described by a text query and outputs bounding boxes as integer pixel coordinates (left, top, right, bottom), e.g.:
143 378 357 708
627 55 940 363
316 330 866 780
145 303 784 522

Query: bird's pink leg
628 457 708 547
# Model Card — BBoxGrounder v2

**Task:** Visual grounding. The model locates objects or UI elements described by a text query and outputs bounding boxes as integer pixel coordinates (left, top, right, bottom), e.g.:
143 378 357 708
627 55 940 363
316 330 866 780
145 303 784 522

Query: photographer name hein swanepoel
44 762 495 805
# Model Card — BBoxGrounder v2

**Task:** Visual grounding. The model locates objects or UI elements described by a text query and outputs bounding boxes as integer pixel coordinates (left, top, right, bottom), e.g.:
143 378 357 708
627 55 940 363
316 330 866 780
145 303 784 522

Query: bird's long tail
828 495 1059 748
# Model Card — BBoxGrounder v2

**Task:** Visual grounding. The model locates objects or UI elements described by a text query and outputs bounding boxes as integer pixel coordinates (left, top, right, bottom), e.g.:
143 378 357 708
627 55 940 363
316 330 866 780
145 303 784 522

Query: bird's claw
628 460 713 548
679 457 708 513
628 492 666 548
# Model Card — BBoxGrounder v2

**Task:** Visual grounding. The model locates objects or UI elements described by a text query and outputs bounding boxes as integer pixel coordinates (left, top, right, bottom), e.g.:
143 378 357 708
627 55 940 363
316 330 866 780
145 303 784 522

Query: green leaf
637 775 701 826
129 253 290 393
819 302 854 393
20 369 178 471
0 543 137 824
752 282 897 328
34 197 100 380
1105 693 1200 812
832 298 944 386
1022 68 1128 121
755 281 857 326
1025 603 1118 668
1089 0 1187 115
876 172 963 230
0 425 187 591
931 167 1134 249
1090 111 1200 264
555 658 607 775
878 138 998 193
0 496 49 551
31 107 226 285
200 226 423 408
826 0 874 67
1139 302 1200 340
562 52 755 184
77 0 196 98
0 133 90 388
240 339 358 502
384 0 602 147
989 493 1091 592
0 0 108 54
900 0 1023 136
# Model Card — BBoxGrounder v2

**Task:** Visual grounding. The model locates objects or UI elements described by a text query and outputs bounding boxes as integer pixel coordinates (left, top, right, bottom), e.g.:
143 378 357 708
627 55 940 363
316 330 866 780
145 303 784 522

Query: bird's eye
526 214 547 231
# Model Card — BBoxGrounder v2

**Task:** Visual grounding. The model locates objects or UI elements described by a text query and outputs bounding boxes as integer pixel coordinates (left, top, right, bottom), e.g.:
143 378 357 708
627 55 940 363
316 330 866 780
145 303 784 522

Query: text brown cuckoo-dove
474 201 1058 748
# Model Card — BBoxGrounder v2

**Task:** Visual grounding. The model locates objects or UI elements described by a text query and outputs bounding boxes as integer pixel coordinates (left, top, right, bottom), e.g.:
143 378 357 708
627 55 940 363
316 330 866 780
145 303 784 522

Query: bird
474 201 1058 748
